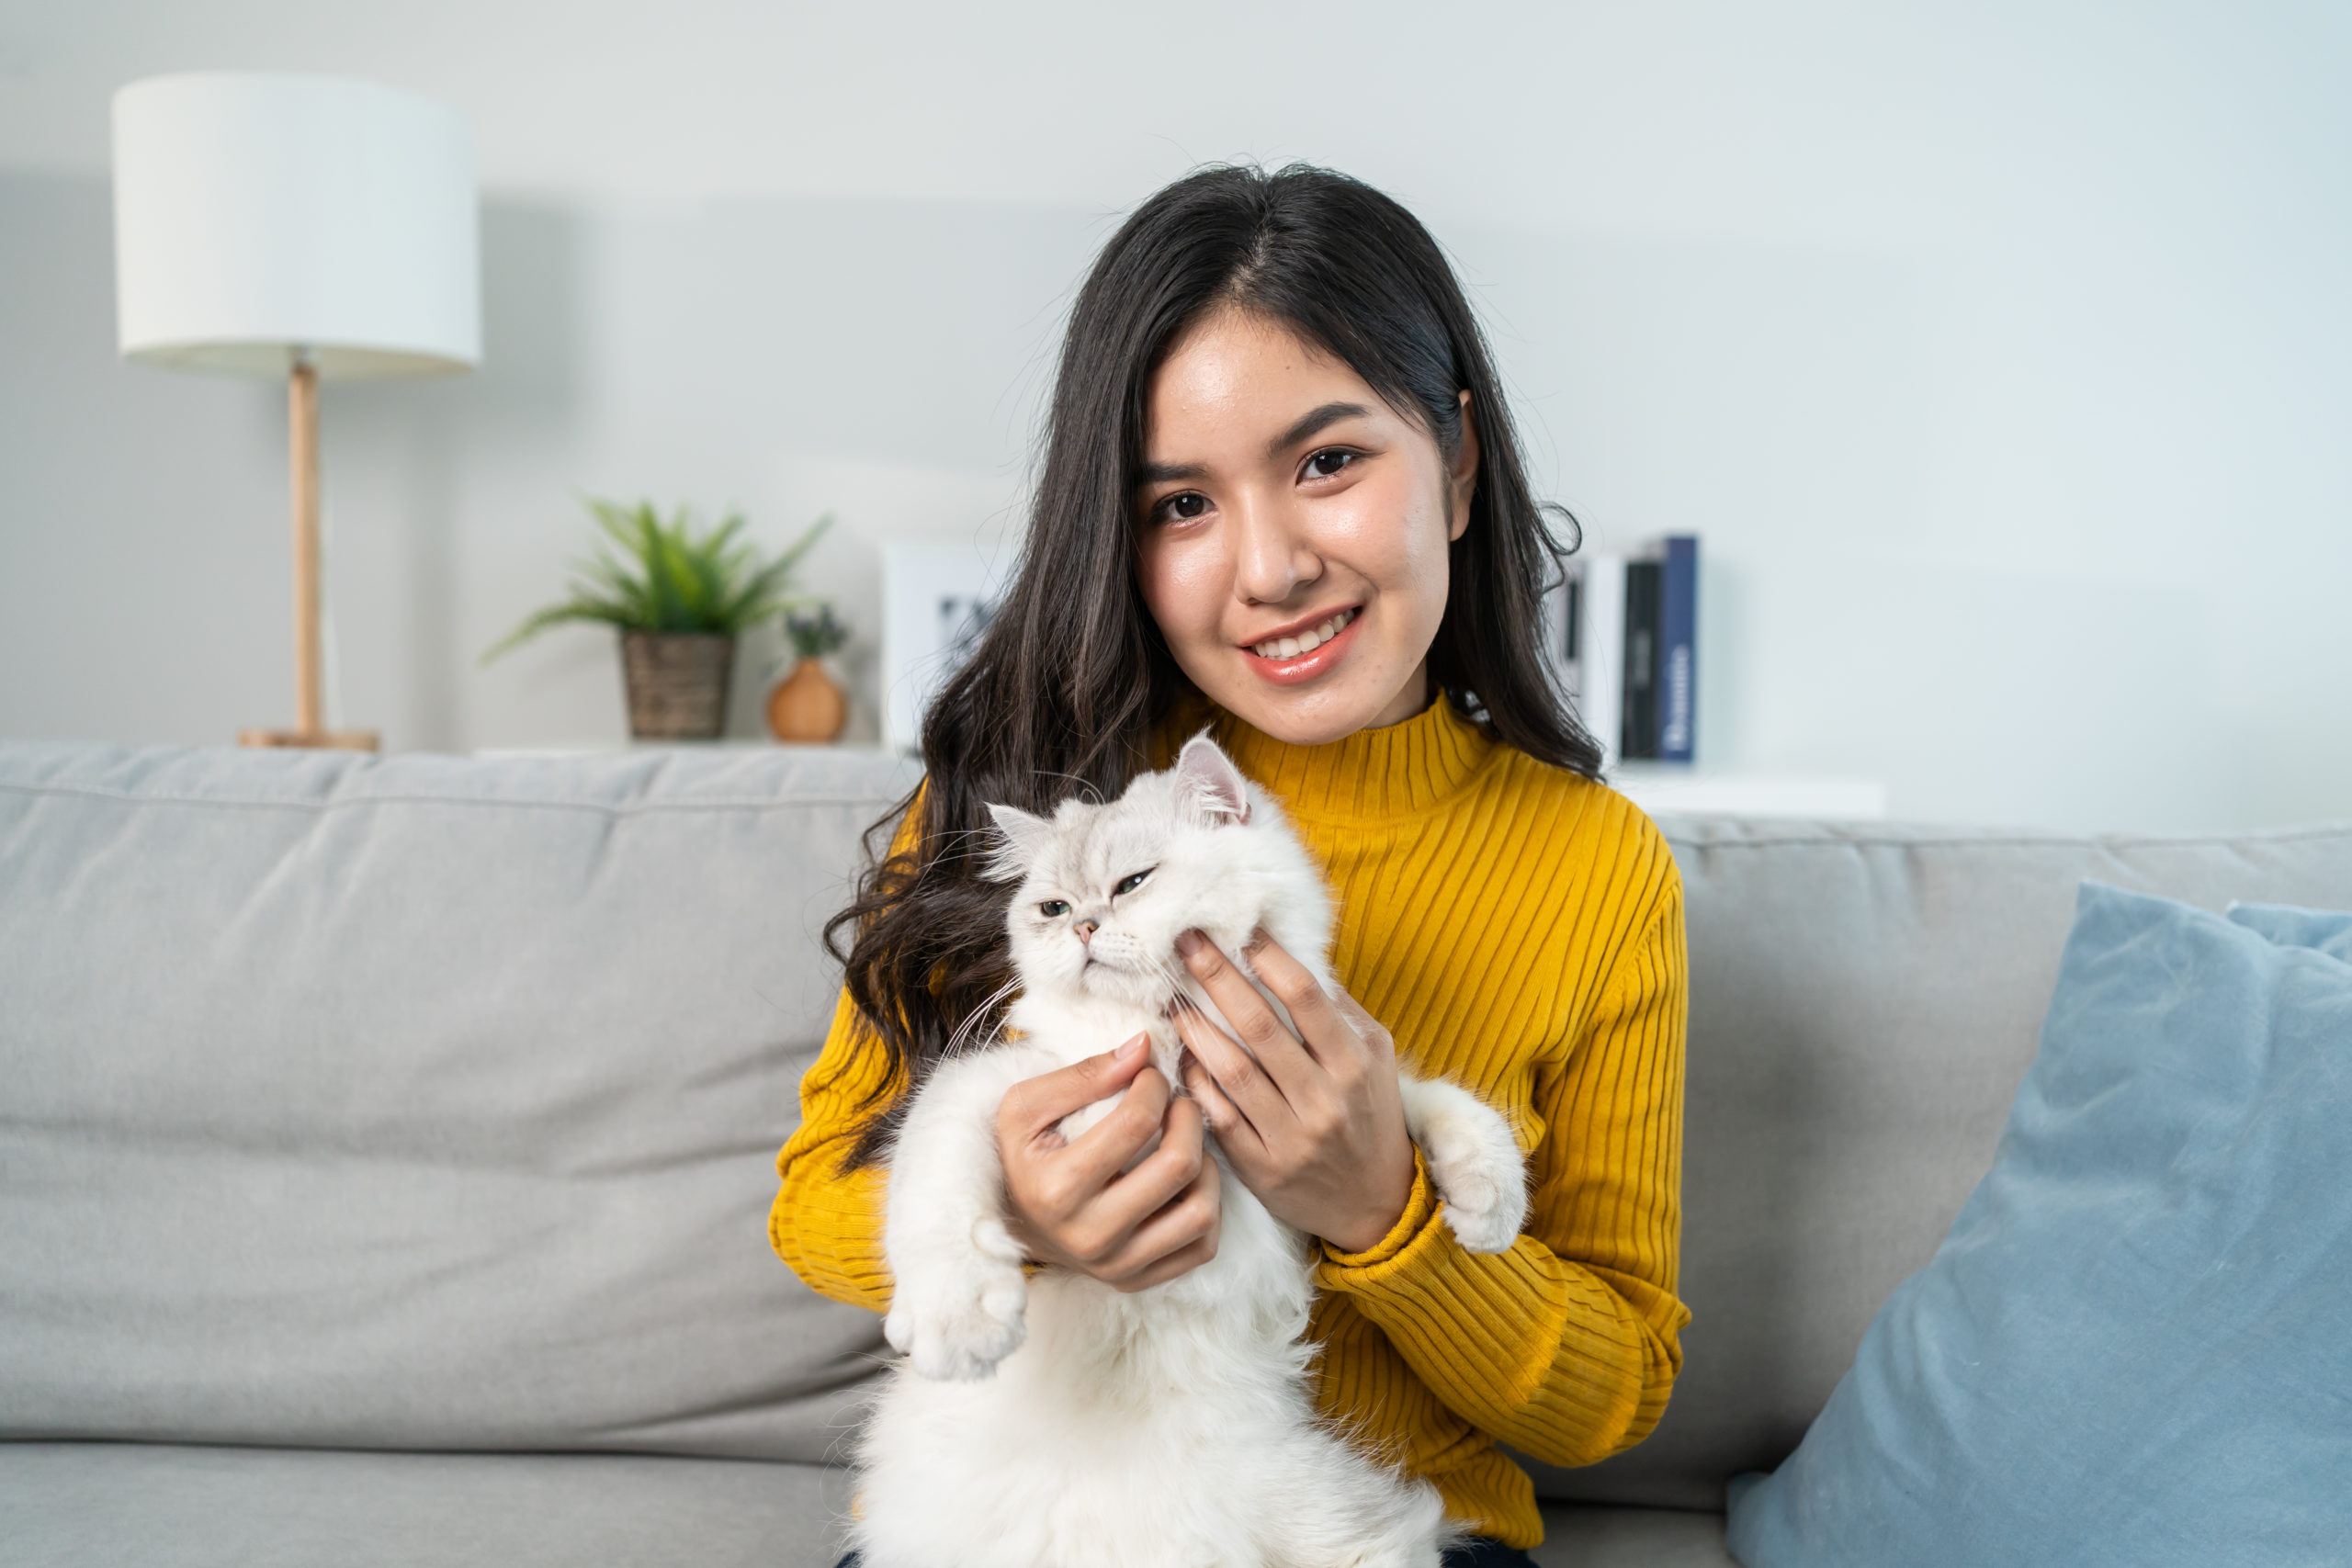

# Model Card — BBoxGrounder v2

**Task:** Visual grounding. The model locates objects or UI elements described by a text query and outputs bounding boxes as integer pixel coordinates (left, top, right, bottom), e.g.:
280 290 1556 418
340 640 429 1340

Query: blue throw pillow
1726 882 2352 1567
2227 898 2352 963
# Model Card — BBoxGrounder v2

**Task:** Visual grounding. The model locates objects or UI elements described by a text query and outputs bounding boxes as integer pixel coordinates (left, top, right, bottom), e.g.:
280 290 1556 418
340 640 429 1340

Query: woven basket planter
619 631 734 739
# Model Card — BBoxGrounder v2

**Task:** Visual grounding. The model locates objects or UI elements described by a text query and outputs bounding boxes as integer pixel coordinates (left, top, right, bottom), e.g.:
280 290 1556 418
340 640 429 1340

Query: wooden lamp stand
240 360 379 751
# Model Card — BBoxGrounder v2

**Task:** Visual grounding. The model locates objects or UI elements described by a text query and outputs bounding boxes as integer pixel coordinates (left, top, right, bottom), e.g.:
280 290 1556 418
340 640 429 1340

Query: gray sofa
4 740 2346 1568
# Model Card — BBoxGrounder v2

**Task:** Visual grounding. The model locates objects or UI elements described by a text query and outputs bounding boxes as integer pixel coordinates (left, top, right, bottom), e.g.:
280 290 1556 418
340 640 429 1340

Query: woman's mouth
1241 605 1361 684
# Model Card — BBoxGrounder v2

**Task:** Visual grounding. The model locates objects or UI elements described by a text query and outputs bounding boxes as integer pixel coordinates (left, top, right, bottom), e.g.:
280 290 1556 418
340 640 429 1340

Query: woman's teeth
1253 606 1355 660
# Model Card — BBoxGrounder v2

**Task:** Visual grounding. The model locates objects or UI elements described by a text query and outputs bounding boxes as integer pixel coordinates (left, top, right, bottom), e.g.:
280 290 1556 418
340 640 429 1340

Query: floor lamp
112 73 481 750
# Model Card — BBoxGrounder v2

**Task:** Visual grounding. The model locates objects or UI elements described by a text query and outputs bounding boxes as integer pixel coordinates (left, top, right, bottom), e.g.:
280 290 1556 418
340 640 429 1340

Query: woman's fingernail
1117 1033 1148 1061
1175 930 1203 958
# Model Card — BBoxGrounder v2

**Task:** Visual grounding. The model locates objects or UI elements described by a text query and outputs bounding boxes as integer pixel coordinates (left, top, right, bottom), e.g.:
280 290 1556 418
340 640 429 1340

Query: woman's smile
1240 603 1363 685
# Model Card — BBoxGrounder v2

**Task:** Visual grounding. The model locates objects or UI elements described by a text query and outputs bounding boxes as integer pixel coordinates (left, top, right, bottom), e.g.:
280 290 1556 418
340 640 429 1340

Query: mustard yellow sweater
770 695 1690 1550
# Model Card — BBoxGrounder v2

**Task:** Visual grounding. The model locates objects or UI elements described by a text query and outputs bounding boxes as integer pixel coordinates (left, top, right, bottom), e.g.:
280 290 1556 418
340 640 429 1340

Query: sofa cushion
1526 818 2352 1510
0 1442 853 1568
1722 884 2352 1563
0 742 917 1461
0 1442 1729 1568
1534 1504 1738 1567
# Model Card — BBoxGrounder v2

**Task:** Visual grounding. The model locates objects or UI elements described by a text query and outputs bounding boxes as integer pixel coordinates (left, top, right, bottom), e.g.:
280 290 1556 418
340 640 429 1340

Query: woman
773 164 1689 1566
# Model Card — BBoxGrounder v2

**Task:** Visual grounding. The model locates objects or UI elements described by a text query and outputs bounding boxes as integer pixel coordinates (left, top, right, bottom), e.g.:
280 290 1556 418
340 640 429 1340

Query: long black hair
825 164 1600 1165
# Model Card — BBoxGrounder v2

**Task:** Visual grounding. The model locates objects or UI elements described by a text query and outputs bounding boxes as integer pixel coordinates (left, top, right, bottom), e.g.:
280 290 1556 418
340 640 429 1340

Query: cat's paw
1408 1089 1529 1256
882 1217 1030 1380
1439 1187 1523 1255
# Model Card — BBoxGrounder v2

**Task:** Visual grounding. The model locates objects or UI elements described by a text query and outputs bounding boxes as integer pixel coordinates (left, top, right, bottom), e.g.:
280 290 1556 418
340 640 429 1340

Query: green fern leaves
482 499 831 663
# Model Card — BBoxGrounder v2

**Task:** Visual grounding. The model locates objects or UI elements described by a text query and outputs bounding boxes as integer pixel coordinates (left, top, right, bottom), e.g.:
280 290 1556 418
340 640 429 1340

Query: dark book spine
1657 536 1697 762
1562 575 1582 673
1621 559 1662 760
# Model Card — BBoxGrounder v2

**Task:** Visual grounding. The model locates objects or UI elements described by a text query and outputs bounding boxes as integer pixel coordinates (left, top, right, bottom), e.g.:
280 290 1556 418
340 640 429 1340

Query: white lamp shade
113 73 481 380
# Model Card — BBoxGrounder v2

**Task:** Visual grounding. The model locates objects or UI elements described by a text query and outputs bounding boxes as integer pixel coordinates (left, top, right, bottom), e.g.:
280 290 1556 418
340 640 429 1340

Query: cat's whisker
950 977 1022 1052
1148 955 1213 1030
1155 956 1195 1008
944 976 1024 1058
1028 768 1106 807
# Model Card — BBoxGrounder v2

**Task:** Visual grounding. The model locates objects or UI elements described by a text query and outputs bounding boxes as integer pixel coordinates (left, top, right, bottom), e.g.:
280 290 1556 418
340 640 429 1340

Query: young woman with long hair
773 164 1690 1566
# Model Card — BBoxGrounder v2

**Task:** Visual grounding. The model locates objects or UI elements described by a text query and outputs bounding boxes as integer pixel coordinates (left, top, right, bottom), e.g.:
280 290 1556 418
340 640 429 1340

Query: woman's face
1133 308 1476 747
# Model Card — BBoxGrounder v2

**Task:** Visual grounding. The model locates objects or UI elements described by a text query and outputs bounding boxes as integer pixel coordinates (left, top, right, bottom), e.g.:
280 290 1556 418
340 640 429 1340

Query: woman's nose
1074 919 1100 943
1230 493 1324 606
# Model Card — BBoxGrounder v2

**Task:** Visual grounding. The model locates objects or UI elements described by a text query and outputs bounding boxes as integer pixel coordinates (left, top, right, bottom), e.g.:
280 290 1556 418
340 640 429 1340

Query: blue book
1657 536 1698 762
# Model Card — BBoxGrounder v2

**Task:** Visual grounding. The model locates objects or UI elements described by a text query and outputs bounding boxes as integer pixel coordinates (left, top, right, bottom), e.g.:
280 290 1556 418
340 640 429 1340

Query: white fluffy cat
849 735 1529 1568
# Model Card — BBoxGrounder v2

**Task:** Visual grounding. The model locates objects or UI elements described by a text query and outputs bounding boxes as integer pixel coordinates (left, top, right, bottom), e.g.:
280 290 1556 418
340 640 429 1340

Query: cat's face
986 737 1265 1013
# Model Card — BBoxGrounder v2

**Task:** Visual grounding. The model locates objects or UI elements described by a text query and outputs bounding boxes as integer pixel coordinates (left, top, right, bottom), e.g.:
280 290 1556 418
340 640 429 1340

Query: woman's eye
1039 899 1070 919
1303 449 1356 479
1114 868 1154 897
1155 491 1210 524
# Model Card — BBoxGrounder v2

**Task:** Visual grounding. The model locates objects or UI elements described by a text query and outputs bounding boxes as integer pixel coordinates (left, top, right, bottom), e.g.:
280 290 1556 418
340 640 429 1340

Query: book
1548 534 1698 769
1560 552 1625 766
1657 535 1697 762
1621 558 1661 760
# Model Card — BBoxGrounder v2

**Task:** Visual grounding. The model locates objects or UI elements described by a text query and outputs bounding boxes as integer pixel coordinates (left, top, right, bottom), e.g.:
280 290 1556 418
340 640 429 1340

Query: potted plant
766 603 853 742
485 498 831 739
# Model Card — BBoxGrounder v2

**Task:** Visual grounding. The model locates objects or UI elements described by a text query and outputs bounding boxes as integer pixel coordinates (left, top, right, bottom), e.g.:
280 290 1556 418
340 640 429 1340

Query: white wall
1 1 2347 829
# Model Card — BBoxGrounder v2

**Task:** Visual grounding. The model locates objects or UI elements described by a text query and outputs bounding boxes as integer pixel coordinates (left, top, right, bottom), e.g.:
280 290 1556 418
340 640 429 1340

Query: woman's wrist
1323 1133 1420 1254
1322 1141 1436 1268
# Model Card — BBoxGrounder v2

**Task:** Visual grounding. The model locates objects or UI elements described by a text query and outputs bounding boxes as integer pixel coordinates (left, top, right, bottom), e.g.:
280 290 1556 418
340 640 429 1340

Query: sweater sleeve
1312 877 1691 1467
768 984 903 1312
768 790 926 1314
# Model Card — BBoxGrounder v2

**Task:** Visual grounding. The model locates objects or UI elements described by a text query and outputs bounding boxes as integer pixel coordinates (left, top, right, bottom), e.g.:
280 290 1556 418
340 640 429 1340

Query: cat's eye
1039 899 1070 919
1114 868 1155 897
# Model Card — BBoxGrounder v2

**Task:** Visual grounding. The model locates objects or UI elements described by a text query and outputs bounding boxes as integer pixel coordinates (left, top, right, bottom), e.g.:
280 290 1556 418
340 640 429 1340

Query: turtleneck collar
1177 690 1500 822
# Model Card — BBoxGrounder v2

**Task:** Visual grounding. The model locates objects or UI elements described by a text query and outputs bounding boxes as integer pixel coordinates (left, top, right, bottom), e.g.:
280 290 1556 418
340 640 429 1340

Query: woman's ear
1449 389 1478 542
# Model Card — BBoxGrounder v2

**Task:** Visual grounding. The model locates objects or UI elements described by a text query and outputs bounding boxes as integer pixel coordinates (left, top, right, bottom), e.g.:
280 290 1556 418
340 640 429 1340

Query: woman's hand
995 1033 1223 1292
1171 931 1417 1254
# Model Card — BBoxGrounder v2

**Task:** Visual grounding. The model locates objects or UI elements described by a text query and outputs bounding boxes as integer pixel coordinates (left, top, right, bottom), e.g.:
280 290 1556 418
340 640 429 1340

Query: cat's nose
1074 919 1099 943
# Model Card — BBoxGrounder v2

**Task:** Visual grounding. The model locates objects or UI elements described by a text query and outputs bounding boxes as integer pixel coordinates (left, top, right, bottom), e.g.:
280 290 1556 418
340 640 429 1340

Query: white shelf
1611 766 1887 820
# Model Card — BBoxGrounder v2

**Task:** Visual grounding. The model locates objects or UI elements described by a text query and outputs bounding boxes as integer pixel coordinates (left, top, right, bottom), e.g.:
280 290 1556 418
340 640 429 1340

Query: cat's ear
983 802 1052 881
1175 732 1250 826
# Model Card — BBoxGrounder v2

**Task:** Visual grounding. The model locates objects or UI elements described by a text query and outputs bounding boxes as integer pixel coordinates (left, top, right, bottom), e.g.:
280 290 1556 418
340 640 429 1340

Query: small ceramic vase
766 657 847 743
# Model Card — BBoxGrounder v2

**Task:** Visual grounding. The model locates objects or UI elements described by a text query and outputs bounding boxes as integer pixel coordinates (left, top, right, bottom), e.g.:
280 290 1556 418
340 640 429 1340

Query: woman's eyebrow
1136 400 1374 489
1269 400 1373 457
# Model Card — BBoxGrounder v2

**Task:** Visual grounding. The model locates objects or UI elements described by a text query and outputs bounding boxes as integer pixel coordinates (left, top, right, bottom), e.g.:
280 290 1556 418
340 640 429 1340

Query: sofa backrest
0 740 917 1463
7 741 2349 1501
1525 816 2352 1510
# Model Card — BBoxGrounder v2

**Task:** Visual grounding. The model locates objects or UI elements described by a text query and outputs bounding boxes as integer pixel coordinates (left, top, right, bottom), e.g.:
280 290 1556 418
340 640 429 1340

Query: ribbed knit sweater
769 694 1690 1550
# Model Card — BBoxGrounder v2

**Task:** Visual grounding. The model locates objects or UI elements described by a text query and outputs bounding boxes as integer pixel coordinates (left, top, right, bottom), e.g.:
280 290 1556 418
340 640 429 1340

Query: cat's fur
849 735 1530 1568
